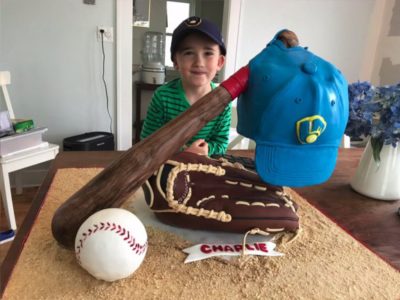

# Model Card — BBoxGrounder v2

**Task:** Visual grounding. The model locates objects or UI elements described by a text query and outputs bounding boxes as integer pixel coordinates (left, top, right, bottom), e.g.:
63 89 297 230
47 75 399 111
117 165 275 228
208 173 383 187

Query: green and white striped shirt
140 78 232 155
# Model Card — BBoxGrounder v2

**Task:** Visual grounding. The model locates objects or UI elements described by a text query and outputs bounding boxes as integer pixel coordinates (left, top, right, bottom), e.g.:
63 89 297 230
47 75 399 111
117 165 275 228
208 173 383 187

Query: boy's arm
140 92 164 140
207 103 232 155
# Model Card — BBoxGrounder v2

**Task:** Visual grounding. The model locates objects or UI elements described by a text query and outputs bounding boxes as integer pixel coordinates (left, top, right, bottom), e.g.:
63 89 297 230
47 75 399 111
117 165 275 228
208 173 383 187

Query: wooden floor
0 187 38 265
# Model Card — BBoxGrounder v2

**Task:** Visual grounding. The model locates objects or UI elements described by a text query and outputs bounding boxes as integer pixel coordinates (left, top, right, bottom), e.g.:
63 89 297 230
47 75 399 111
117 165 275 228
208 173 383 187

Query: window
165 0 194 68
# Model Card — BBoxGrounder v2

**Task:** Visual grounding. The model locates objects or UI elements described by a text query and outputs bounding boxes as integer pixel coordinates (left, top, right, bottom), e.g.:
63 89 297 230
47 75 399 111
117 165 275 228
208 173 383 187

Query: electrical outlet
97 26 113 43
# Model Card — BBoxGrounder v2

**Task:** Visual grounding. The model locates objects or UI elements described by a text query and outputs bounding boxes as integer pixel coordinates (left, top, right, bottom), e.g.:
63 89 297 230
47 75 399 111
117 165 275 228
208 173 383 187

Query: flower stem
371 137 384 165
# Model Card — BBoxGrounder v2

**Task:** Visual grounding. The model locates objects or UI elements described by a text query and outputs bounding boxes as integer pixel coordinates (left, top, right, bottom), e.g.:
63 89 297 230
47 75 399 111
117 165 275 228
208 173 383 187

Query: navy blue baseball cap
237 30 349 187
170 16 226 60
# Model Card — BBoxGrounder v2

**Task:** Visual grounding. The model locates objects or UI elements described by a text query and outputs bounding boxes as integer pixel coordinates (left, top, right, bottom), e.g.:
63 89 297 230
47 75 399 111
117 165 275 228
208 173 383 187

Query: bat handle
220 65 249 99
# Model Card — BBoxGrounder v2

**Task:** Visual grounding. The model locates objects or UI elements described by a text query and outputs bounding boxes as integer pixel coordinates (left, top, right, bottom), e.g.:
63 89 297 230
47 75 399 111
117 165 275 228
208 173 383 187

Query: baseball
75 208 148 282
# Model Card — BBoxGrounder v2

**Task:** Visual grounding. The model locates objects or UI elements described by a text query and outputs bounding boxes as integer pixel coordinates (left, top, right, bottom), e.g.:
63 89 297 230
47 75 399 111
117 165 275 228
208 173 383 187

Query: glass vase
350 140 400 200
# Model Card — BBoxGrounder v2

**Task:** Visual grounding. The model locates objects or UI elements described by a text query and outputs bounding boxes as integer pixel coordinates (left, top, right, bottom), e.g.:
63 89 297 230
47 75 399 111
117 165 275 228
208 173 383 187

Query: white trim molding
116 0 133 150
221 0 242 80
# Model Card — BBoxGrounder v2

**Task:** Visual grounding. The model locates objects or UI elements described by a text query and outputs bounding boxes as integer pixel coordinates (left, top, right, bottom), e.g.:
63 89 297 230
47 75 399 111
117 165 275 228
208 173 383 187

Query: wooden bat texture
52 86 235 249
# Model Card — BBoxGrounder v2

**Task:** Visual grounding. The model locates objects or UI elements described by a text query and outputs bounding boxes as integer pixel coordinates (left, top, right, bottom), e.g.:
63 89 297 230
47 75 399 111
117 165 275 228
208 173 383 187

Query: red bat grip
220 65 250 100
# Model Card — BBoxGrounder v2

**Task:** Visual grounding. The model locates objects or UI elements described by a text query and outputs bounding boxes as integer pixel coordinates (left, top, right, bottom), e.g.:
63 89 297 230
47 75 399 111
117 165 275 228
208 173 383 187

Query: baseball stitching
75 221 147 263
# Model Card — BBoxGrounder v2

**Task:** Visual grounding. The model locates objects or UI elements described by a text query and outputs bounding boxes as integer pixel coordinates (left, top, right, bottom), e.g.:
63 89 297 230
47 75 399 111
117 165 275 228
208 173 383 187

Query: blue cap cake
237 30 349 187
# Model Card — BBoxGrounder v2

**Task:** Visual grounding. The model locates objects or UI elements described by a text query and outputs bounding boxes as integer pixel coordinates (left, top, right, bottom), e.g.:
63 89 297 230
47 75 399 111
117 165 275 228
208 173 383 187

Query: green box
12 119 34 133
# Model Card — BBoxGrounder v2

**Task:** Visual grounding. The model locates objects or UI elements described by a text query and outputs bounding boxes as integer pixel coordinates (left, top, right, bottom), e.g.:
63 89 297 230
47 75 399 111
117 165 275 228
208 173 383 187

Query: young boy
140 16 231 156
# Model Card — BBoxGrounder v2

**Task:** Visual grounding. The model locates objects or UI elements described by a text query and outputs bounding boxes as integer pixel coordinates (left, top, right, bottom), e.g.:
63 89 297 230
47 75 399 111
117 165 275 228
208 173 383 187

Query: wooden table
1 148 399 296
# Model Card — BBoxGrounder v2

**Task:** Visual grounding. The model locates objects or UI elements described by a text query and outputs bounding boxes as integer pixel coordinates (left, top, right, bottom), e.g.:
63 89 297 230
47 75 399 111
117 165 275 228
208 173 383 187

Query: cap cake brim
255 143 338 187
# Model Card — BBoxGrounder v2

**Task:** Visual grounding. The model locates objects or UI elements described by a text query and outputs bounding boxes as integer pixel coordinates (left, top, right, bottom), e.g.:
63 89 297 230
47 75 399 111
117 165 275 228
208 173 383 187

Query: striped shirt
140 78 232 155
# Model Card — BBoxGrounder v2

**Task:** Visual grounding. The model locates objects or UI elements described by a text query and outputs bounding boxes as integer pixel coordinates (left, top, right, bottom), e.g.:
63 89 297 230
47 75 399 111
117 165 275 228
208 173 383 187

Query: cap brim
255 142 338 187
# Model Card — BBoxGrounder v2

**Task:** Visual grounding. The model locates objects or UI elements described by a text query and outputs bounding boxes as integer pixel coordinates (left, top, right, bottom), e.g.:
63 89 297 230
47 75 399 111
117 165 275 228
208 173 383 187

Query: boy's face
173 33 225 89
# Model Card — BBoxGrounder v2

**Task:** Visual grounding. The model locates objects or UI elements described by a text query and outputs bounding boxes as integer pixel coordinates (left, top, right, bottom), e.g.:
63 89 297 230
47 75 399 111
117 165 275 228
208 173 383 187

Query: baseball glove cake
143 152 299 236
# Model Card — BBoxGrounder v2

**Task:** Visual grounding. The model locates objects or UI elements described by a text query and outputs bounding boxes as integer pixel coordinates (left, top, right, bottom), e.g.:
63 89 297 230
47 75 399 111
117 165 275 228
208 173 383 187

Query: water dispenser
141 31 165 84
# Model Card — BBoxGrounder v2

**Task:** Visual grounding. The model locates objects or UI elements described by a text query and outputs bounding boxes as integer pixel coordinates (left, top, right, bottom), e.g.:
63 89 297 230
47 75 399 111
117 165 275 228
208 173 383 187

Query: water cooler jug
141 31 165 84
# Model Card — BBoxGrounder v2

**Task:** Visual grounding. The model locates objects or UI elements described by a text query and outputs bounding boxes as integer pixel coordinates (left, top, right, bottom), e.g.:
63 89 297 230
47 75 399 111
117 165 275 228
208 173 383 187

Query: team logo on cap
296 115 327 144
185 16 202 27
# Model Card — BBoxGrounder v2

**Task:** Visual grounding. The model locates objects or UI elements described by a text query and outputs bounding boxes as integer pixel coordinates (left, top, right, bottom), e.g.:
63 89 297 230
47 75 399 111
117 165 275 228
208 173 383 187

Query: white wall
224 0 399 85
371 0 400 85
222 0 400 149
0 0 116 146
231 0 377 83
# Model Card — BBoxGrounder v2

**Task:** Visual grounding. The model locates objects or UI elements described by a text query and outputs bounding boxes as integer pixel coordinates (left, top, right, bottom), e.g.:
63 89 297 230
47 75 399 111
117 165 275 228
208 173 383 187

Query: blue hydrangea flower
345 81 400 162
